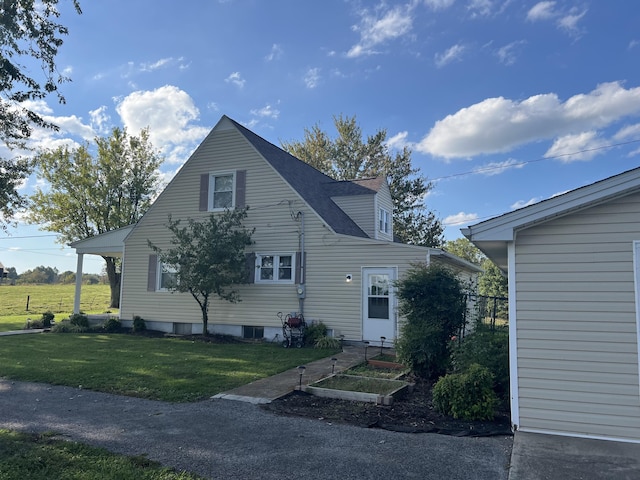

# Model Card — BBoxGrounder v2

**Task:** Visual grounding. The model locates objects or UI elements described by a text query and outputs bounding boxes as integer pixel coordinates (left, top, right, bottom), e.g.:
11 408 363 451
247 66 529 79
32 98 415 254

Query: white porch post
73 253 84 314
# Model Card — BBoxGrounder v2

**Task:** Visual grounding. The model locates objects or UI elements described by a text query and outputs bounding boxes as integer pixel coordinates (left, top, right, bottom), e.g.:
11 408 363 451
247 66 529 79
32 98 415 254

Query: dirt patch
262 380 512 437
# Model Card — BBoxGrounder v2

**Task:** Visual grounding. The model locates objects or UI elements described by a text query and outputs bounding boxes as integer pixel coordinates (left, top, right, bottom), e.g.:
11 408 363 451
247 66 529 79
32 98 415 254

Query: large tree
148 209 254 336
28 127 163 307
444 237 485 265
281 115 443 247
0 0 82 228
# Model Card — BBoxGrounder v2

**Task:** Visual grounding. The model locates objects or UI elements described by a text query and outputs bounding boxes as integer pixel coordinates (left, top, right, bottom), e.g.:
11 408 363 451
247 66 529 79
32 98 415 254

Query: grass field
0 284 113 331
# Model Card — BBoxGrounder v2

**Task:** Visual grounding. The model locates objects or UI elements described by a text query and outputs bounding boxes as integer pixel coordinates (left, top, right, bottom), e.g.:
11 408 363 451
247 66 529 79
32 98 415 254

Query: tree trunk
200 296 209 336
103 256 121 308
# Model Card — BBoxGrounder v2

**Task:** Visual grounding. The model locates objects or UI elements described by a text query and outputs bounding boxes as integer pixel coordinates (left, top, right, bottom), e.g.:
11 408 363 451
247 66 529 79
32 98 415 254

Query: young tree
395 263 467 380
148 209 254 336
28 127 163 307
0 0 82 228
281 115 443 247
443 237 485 265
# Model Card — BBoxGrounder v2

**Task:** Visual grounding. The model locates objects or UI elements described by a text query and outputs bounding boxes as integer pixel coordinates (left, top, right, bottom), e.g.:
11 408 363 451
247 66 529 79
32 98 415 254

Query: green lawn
0 333 337 402
0 284 113 331
0 430 202 480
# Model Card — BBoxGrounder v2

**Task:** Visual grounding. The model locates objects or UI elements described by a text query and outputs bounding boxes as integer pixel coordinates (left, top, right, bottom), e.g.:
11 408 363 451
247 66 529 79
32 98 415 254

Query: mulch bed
262 380 512 437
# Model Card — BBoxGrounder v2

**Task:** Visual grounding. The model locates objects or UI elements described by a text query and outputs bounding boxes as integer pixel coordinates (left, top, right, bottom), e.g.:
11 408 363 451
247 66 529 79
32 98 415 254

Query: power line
430 138 640 181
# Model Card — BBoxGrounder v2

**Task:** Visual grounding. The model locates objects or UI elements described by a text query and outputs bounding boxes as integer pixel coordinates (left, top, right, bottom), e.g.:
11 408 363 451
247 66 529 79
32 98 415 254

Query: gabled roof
69 224 135 256
227 116 372 238
462 166 640 270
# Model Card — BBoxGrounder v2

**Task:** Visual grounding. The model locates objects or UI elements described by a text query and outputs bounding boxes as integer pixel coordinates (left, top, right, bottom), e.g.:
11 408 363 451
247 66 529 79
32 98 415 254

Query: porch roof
69 225 135 257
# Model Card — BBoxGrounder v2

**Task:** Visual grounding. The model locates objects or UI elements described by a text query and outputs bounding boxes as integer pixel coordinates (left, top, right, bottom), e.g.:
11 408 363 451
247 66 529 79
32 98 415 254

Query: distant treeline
1 266 108 285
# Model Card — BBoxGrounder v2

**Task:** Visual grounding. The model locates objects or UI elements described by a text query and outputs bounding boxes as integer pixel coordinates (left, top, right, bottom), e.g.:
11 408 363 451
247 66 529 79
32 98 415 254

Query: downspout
298 211 305 317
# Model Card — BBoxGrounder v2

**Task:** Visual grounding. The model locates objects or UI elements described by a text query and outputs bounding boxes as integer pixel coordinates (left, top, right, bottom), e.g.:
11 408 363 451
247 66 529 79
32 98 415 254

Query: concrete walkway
213 344 367 403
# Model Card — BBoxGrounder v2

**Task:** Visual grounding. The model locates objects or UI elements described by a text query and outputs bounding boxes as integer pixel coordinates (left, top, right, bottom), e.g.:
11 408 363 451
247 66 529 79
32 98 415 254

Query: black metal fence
462 294 508 334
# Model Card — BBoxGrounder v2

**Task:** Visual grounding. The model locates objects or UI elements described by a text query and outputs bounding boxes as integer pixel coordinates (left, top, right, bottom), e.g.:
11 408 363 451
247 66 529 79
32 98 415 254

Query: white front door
362 268 396 345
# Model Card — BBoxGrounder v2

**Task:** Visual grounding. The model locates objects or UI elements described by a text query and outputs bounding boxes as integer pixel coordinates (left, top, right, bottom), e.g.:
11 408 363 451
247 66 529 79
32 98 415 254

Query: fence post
26 295 30 311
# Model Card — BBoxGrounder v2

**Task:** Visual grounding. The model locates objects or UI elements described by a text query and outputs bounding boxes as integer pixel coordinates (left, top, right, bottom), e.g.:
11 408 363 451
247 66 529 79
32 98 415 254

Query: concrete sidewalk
213 344 367 403
509 431 640 480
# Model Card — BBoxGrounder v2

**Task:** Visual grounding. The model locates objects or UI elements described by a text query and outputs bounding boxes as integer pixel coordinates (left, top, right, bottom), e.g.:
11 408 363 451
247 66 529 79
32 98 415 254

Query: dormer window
379 208 390 234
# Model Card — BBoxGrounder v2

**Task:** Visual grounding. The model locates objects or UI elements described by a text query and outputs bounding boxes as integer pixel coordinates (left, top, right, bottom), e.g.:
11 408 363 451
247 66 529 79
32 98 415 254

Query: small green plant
69 313 89 328
432 364 498 421
452 325 509 405
132 315 146 332
314 336 340 349
23 318 44 329
51 321 88 333
103 317 121 333
41 311 55 327
304 321 327 346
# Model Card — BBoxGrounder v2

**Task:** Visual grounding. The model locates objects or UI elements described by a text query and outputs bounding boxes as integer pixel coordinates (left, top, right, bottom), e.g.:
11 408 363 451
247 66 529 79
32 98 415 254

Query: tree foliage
443 237 485 265
0 0 82 227
281 114 443 247
148 209 254 336
395 263 467 379
28 127 163 307
478 259 508 298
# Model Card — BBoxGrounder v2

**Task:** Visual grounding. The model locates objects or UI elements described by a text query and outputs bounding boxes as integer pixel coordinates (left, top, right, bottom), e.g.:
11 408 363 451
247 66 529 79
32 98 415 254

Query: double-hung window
379 208 390 234
210 172 235 210
256 254 294 283
157 262 177 291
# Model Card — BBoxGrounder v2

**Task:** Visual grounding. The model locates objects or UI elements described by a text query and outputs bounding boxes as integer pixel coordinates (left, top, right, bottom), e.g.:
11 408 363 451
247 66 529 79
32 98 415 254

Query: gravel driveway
0 379 512 479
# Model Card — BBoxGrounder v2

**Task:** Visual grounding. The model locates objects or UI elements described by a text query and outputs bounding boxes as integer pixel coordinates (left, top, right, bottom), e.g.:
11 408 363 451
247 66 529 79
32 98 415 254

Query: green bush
304 321 327 347
23 318 43 329
41 311 55 327
69 313 89 328
314 336 341 349
395 263 467 380
432 364 498 421
453 325 509 405
132 316 146 332
103 317 122 333
52 321 88 333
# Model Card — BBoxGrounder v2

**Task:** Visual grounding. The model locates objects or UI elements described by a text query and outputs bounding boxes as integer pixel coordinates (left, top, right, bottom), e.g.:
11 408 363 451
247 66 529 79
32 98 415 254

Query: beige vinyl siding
514 192 640 441
121 124 442 340
332 195 375 238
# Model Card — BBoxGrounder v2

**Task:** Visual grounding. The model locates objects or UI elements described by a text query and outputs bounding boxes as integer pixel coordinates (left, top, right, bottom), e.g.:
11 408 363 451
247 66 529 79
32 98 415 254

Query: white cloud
423 0 455 10
115 85 210 164
225 72 246 88
265 44 283 61
304 67 321 89
527 1 587 36
417 81 640 159
386 131 413 150
614 123 640 140
434 44 465 68
496 40 526 66
468 0 494 17
527 1 556 21
473 159 524 176
347 4 414 58
140 58 173 72
544 131 608 162
250 104 280 119
89 106 111 135
511 197 541 210
443 212 478 226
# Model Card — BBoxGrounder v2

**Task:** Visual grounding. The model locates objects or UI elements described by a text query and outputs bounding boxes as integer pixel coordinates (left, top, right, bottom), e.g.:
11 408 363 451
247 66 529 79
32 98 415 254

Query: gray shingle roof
228 116 370 238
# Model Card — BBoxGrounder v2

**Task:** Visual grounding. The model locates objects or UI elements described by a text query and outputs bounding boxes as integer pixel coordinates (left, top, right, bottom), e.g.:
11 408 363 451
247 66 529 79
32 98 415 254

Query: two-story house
73 115 480 343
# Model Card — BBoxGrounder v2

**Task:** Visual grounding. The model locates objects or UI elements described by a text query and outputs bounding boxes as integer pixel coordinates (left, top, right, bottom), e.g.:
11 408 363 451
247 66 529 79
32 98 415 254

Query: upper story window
379 208 390 234
256 254 294 283
157 261 177 291
210 172 235 210
200 170 246 212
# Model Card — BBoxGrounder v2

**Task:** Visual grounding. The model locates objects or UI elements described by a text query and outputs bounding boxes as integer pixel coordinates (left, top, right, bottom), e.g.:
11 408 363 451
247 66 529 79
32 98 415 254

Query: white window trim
157 261 177 292
255 253 295 284
208 171 236 211
379 207 390 234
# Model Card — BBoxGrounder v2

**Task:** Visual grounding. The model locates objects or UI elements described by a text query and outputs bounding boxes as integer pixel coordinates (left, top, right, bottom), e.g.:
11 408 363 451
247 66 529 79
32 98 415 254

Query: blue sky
1 0 639 274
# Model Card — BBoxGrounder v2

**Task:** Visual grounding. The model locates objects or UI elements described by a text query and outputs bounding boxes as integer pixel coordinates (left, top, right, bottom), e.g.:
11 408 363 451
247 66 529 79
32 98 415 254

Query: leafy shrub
395 263 467 380
304 321 327 346
132 316 146 332
52 321 87 334
432 364 498 421
69 313 89 328
103 317 122 333
452 325 509 405
314 336 341 349
41 311 55 327
23 318 43 329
